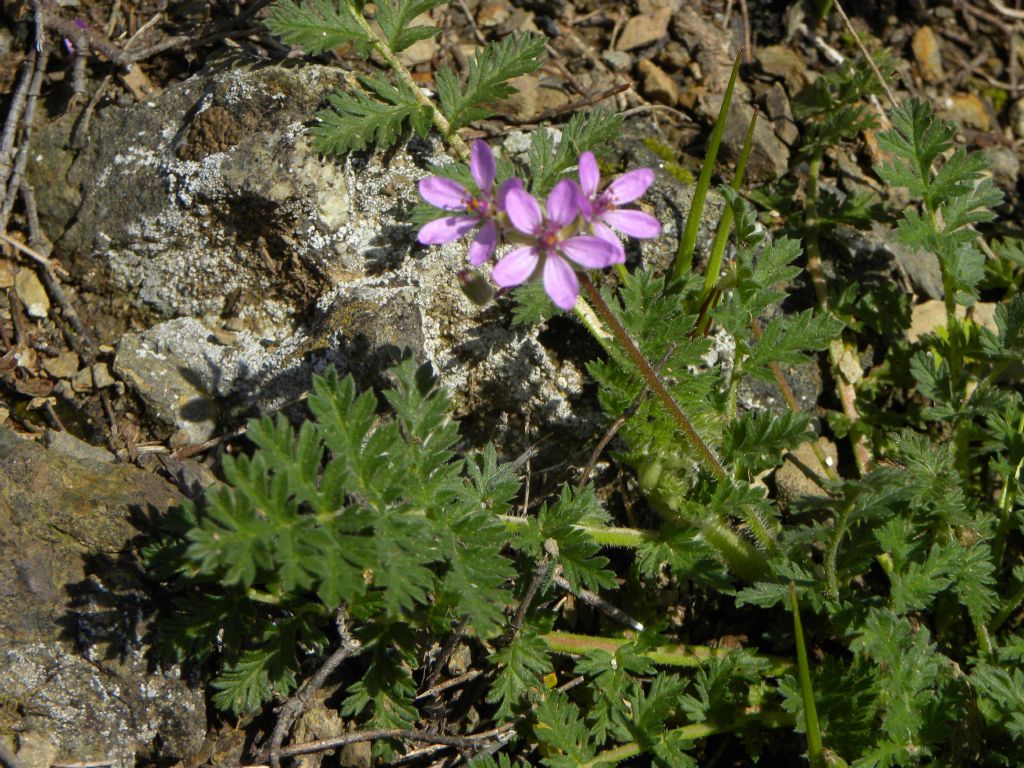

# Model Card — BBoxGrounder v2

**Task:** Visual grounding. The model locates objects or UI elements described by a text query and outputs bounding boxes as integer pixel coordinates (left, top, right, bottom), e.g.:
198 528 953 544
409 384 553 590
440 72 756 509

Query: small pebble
14 268 49 319
92 363 116 389
42 351 80 379
71 366 94 392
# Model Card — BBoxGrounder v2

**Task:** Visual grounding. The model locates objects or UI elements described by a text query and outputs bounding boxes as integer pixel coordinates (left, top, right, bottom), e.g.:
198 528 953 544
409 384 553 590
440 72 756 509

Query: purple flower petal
605 168 655 205
496 178 523 211
543 254 580 310
559 235 622 269
492 246 540 287
547 179 582 228
578 152 600 198
601 209 661 239
420 177 470 211
470 140 496 193
592 221 626 262
417 215 478 245
468 220 498 265
504 188 543 236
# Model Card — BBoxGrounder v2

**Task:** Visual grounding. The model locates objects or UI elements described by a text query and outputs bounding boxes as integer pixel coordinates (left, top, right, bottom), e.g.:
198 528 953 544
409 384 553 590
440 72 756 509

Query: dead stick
265 611 362 768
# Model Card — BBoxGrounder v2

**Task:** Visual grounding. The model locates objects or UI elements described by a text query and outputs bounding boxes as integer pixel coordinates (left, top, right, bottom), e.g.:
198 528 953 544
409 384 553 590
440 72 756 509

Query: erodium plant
144 2 1024 766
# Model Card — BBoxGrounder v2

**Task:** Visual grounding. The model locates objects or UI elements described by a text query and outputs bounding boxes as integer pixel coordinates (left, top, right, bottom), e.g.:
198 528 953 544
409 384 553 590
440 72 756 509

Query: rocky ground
0 0 1021 766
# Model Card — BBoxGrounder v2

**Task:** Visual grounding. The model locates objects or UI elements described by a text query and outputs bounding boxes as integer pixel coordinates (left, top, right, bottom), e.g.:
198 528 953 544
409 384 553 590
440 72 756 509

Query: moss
642 138 695 185
984 86 1008 114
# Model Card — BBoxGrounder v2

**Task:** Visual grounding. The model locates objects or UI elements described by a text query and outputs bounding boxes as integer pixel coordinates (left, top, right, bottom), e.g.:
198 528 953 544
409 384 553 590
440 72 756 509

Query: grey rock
113 319 224 443
762 82 799 146
41 428 115 463
31 65 593 432
704 96 790 182
0 428 204 767
838 222 944 301
601 50 633 72
986 145 1020 190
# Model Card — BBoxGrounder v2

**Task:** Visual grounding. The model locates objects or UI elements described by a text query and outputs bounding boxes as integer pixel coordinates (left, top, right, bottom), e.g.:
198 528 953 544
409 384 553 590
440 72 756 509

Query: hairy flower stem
578 273 728 481
825 499 854 600
580 709 795 768
345 0 470 160
541 631 791 673
805 154 871 476
499 515 655 548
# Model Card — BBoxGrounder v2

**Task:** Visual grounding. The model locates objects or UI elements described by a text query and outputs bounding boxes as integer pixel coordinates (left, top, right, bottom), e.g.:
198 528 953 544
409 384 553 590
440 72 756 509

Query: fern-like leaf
436 33 547 132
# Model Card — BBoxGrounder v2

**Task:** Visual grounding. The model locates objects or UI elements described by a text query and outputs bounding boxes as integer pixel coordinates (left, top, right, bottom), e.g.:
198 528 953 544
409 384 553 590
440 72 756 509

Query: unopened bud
458 269 494 306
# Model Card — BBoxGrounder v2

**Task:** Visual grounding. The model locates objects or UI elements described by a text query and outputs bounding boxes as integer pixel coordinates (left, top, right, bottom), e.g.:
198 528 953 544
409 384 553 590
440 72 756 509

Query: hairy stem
499 514 655 548
578 273 728 481
345 0 470 159
825 499 853 600
580 709 795 768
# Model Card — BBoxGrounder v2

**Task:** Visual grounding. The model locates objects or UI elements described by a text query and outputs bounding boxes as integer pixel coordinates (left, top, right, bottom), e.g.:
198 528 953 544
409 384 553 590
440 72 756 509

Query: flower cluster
417 141 660 310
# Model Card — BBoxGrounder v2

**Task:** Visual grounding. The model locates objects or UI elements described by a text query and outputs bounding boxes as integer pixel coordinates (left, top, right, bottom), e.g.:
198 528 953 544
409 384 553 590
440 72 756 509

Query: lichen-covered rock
0 428 205 767
30 63 726 441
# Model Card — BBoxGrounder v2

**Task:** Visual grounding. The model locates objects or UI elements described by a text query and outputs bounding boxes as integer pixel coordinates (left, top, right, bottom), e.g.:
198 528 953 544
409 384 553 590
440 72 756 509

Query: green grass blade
672 48 743 283
699 106 758 306
790 583 825 768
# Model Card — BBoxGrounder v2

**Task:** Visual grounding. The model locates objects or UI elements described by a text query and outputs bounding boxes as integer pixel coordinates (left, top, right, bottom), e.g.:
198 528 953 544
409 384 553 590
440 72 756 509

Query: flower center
466 197 490 217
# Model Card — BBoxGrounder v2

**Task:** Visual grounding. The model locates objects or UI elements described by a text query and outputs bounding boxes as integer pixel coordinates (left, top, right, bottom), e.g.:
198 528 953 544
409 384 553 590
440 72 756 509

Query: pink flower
417 140 521 266
492 180 621 310
577 152 661 261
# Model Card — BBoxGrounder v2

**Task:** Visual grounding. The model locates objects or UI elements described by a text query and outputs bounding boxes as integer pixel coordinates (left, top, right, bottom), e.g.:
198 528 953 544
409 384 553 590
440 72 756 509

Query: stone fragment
762 82 798 146
601 50 632 72
705 96 790 182
41 351 79 379
616 8 673 51
637 59 679 105
14 268 49 319
396 13 437 66
114 323 220 444
942 93 991 131
42 428 115 463
774 437 838 508
91 362 115 388
907 299 963 343
71 366 93 392
985 145 1020 188
912 26 945 83
655 40 690 72
756 45 812 93
476 0 509 28
535 83 571 112
498 74 539 121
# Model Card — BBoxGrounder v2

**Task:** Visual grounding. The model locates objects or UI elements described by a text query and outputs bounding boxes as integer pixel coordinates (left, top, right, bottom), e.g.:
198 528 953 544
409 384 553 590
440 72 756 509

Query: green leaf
722 410 813 475
526 110 624 196
211 630 301 714
488 631 551 720
534 690 597 767
314 74 432 154
436 33 547 132
375 0 443 53
266 0 372 56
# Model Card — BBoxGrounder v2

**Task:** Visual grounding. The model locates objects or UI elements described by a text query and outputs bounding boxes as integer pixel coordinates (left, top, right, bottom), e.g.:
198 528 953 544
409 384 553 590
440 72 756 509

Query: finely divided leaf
436 33 547 132
314 74 432 154
267 0 372 56
375 0 443 52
